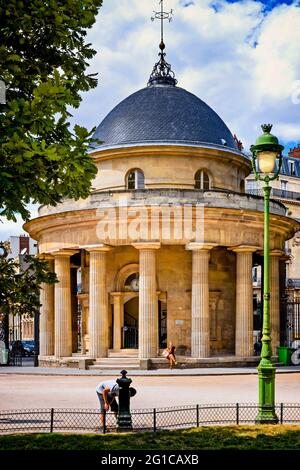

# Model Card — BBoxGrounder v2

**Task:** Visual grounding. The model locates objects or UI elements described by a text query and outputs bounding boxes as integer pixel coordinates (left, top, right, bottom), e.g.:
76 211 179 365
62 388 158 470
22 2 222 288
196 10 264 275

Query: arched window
195 170 210 190
240 180 245 193
126 169 145 190
124 273 139 292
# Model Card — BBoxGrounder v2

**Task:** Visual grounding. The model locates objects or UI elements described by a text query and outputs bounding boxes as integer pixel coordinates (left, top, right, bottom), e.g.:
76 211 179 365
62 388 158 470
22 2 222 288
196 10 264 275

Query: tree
0 250 57 319
0 0 103 221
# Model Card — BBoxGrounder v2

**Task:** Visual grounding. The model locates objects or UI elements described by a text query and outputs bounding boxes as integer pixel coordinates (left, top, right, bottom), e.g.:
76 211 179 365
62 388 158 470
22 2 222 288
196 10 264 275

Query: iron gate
122 326 138 348
280 294 300 346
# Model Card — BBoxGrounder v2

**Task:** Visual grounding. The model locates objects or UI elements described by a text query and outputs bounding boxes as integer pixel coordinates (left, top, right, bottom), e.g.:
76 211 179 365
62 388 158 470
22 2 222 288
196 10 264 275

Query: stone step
88 364 139 370
94 359 140 368
108 349 138 358
88 354 140 370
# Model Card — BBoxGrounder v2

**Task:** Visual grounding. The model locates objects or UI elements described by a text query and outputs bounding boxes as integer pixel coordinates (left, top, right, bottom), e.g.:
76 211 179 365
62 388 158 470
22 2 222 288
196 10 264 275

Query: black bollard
117 369 133 431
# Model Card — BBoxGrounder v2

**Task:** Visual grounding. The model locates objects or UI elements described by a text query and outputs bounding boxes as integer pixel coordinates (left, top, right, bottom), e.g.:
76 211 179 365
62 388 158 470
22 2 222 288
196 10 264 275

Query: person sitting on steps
166 340 177 369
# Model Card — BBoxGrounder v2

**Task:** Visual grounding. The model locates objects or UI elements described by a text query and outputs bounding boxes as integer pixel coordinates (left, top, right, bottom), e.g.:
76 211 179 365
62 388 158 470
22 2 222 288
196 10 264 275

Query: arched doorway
122 297 139 348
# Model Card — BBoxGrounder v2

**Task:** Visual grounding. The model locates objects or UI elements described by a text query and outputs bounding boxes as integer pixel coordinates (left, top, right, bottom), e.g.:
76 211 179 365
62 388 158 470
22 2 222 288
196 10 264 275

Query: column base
139 359 152 370
38 355 94 369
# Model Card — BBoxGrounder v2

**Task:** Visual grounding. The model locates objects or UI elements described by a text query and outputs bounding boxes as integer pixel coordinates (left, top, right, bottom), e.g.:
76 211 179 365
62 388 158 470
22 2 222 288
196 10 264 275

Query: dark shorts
96 391 119 413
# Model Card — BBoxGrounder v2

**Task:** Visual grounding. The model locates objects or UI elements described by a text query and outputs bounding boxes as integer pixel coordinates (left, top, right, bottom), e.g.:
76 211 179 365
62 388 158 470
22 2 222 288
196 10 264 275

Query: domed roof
92 82 237 150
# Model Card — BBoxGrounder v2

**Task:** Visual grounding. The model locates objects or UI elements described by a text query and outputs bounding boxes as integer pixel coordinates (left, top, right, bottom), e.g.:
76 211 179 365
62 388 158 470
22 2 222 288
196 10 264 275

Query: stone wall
209 247 236 355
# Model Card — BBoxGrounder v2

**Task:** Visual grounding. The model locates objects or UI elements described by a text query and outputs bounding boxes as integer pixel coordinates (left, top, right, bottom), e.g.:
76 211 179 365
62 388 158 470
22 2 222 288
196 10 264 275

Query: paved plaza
0 372 299 410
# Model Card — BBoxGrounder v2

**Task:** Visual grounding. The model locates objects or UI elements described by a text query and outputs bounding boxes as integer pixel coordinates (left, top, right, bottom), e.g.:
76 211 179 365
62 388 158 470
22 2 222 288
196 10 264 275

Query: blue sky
2 0 300 240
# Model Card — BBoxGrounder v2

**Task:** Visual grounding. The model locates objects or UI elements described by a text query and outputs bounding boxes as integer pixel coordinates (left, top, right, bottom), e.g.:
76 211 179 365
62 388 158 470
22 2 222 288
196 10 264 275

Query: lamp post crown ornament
262 124 273 133
252 124 283 151
250 123 284 182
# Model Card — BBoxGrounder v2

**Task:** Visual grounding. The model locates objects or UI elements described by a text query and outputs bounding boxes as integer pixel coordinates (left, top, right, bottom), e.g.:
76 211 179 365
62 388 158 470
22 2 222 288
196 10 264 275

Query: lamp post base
255 412 279 425
117 413 133 432
256 360 278 424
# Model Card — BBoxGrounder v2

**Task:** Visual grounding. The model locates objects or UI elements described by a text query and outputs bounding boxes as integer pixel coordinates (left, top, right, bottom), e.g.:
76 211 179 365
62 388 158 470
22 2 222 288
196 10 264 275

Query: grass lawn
0 425 300 450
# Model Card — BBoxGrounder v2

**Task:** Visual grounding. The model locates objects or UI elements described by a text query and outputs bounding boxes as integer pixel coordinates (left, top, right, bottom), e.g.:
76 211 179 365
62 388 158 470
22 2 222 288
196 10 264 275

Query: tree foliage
0 0 102 221
0 251 57 317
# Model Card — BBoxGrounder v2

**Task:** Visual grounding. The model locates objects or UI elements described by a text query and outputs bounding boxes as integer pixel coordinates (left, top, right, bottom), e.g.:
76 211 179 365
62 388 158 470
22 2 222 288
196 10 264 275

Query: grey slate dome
93 82 237 150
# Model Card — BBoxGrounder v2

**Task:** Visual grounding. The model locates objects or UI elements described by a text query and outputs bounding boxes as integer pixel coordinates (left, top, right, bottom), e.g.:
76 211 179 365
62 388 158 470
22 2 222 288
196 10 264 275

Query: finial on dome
148 0 177 87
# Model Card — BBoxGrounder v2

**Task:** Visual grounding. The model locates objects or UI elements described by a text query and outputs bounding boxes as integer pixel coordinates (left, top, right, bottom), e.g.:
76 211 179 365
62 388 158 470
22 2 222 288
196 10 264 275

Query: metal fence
246 187 300 202
281 298 300 347
1 403 300 435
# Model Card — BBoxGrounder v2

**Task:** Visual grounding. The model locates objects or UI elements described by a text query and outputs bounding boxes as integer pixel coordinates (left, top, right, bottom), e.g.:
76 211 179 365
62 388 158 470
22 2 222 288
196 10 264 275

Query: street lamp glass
258 150 278 174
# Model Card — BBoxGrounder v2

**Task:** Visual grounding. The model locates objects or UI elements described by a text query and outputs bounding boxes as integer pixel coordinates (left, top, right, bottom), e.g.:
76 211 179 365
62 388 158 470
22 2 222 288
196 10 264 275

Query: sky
1 0 300 241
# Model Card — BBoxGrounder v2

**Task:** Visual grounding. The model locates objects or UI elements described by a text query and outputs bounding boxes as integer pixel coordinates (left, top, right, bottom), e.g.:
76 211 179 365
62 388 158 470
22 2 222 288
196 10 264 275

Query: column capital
228 245 259 253
186 242 218 251
270 249 285 257
50 249 79 257
257 249 285 257
132 242 161 251
37 253 54 261
80 244 112 253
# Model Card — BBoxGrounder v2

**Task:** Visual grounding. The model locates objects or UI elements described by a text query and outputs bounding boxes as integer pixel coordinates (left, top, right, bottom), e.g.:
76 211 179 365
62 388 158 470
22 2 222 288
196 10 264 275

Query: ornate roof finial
148 0 177 87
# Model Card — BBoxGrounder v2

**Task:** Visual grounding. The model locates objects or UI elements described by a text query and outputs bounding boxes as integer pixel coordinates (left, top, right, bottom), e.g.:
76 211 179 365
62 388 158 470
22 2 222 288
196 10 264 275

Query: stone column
232 246 256 357
78 296 89 354
71 267 78 353
53 250 77 358
87 245 111 358
186 243 216 358
113 294 124 351
39 255 54 356
270 250 282 352
133 243 160 359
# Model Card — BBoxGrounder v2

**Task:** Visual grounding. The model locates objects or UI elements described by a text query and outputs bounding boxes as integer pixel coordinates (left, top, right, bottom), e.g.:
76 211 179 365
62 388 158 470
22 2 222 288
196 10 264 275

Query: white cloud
276 122 300 141
252 4 300 100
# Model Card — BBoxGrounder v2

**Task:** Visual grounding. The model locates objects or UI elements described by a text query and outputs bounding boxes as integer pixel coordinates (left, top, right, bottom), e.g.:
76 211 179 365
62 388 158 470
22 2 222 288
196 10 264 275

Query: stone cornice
23 204 300 246
90 143 251 171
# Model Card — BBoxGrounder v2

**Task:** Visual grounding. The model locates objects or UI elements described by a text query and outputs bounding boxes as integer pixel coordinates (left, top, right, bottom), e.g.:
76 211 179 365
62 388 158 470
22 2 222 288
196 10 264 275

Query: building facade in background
246 146 300 347
247 146 300 290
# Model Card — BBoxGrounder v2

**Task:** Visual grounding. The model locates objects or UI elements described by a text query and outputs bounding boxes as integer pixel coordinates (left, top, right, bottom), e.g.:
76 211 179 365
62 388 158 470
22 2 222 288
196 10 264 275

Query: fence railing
1 403 300 434
246 188 300 202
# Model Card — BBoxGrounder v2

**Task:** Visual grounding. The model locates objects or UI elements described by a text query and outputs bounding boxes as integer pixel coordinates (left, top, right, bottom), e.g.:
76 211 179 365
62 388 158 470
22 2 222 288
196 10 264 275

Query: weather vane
151 0 174 48
148 1 177 87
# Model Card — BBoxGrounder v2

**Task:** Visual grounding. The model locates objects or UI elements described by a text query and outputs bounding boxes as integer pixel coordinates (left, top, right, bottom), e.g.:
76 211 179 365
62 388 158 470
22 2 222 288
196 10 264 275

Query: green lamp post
250 124 284 424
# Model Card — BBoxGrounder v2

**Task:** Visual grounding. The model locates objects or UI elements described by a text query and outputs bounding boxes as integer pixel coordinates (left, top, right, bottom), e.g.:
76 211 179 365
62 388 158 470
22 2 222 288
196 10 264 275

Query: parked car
10 340 35 357
21 340 35 357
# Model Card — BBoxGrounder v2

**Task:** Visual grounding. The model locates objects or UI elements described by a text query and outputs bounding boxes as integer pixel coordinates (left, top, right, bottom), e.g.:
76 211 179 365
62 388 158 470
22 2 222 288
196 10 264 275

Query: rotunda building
25 48 299 369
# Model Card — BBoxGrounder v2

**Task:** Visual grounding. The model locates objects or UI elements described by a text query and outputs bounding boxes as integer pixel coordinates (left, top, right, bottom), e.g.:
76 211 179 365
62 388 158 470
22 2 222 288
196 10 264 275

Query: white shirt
96 380 119 395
